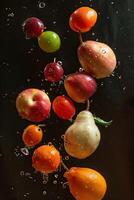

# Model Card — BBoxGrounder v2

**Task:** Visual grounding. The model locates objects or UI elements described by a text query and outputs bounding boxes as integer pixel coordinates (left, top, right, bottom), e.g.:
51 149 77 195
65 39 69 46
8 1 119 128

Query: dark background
0 0 134 199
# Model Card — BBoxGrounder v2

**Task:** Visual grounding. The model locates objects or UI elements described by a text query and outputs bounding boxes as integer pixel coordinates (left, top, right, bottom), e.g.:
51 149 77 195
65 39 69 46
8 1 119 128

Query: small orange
64 167 107 200
22 124 43 147
32 145 61 173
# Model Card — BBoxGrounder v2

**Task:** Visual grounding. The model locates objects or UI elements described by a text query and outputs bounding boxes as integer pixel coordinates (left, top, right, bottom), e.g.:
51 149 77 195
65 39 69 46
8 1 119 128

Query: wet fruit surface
44 61 64 82
69 7 97 32
52 95 76 120
22 125 43 147
16 88 51 122
32 145 61 173
64 72 97 103
64 167 107 200
22 17 45 38
38 31 61 53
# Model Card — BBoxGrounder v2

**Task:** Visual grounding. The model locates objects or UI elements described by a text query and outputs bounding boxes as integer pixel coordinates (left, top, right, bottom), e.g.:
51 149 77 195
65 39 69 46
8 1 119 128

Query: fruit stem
61 160 69 171
38 124 46 127
86 100 90 110
79 32 83 44
53 57 57 63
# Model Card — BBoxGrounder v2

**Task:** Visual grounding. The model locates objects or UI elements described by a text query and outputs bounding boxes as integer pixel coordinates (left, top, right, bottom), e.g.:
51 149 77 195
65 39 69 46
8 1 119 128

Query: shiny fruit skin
16 88 51 122
64 72 97 103
69 7 97 33
64 167 107 200
22 17 45 38
52 96 76 120
78 40 117 79
38 31 61 53
44 62 64 82
22 125 43 147
32 145 61 173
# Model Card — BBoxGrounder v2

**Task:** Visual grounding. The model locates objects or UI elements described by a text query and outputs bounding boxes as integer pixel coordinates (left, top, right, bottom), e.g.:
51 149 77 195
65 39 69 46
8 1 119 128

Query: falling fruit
38 31 61 53
78 40 117 79
32 145 61 173
64 111 100 159
22 124 43 147
64 167 107 200
64 72 97 103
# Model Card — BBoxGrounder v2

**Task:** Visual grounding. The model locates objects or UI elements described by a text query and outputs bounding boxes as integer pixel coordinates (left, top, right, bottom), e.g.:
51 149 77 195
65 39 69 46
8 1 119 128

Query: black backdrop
0 0 134 200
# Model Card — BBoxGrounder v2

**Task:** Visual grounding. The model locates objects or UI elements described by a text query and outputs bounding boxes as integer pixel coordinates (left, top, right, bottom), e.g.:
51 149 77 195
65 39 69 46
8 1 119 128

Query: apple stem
86 100 90 110
53 57 57 63
79 32 83 44
61 160 69 171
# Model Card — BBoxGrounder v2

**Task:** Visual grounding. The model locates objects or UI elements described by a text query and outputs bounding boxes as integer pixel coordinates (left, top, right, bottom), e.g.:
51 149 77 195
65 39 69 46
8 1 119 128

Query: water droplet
102 49 106 54
38 2 46 8
8 12 14 17
79 67 84 72
53 180 57 184
123 86 126 91
92 32 95 36
48 142 52 146
20 171 25 176
53 21 56 25
54 174 59 179
57 61 62 66
62 182 68 189
43 190 47 196
116 10 119 14
65 156 69 160
20 147 29 156
111 1 114 5
61 135 64 139
42 173 49 184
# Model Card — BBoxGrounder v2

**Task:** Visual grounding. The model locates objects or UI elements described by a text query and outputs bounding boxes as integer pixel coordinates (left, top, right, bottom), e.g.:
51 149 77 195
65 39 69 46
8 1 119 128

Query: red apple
78 40 117 79
16 88 51 122
64 72 97 103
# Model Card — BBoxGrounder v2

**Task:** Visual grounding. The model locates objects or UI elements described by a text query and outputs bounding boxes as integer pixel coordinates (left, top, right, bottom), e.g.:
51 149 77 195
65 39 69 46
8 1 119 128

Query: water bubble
123 86 126 91
20 171 25 176
54 174 59 179
42 173 49 184
53 21 56 25
48 142 52 146
62 182 68 189
92 32 95 36
79 67 84 72
65 156 69 160
57 61 62 66
53 180 57 184
102 49 106 54
111 1 114 5
116 10 119 14
43 190 47 196
8 12 14 17
61 135 64 139
20 147 29 156
38 2 46 8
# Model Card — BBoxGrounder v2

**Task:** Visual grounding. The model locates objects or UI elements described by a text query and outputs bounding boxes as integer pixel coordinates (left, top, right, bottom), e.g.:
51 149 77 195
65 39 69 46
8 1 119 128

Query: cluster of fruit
16 6 117 200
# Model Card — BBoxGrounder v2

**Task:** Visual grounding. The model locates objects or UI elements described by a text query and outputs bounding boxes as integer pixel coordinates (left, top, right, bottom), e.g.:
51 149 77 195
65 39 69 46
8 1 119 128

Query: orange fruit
64 167 107 200
22 124 43 147
32 145 61 173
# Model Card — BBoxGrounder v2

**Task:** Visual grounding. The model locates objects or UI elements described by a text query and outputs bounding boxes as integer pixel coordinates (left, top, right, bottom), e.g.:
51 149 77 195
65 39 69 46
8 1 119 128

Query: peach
64 72 97 103
16 88 51 122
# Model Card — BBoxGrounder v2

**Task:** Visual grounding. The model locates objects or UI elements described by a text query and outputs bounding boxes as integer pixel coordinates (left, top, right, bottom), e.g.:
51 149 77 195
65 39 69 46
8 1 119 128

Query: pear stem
86 100 90 110
79 32 83 44
61 160 69 171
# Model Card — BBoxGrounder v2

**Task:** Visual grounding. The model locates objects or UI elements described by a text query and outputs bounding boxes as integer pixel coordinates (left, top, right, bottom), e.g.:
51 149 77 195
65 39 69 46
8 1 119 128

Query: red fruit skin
64 73 97 103
78 41 117 79
52 96 76 120
22 17 45 38
69 7 97 33
16 88 51 122
44 62 64 82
